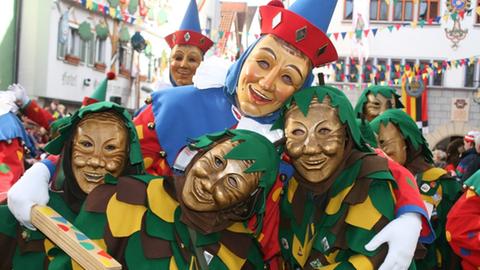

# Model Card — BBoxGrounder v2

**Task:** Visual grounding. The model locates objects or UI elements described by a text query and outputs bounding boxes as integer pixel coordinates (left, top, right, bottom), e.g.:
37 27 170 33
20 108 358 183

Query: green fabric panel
367 171 394 181
313 229 337 254
439 178 461 200
0 163 10 173
0 205 17 237
145 210 174 241
368 181 395 221
207 256 228 270
74 207 107 239
125 232 170 269
345 226 377 257
173 208 190 250
330 160 362 197
132 174 161 184
194 230 220 247
12 245 46 270
246 242 264 268
48 192 76 222
48 249 74 270
169 239 189 269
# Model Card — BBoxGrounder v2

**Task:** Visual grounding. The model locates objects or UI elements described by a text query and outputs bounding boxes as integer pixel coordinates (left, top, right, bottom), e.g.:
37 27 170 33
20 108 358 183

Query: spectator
456 130 480 180
433 149 447 168
445 138 464 177
462 134 480 182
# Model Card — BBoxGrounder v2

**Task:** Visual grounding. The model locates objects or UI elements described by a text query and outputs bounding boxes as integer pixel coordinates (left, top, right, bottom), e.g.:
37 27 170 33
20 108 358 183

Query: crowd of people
1 0 480 269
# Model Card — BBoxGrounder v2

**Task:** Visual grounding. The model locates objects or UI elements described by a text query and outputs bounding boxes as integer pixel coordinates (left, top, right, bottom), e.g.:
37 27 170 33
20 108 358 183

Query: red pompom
267 0 284 8
106 71 116 80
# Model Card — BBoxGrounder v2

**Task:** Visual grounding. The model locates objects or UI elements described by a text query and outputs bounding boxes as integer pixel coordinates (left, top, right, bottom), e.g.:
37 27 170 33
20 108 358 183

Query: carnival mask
364 93 394 122
236 35 310 117
170 44 203 86
72 113 128 193
285 97 346 183
182 140 261 212
377 122 407 165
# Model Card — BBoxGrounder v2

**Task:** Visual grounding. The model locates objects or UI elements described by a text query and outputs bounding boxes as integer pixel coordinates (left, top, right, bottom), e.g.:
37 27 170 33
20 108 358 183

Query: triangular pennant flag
364 29 370 37
395 24 402 30
348 31 354 39
459 10 465 19
327 33 331 38
387 25 394 32
333 32 339 40
372 28 378 36
419 19 426 27
427 18 433 24
443 14 449 22
451 12 457 21
434 16 441 23
341 32 347 39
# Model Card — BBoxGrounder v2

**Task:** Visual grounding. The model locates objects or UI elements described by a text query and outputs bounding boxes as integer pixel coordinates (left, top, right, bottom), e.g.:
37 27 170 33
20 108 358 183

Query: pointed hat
164 0 213 53
259 0 338 67
82 72 116 106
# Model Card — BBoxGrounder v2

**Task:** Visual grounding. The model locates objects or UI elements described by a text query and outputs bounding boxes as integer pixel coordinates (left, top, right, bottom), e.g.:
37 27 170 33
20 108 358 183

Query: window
85 38 95 66
377 59 388 83
394 0 414 21
95 37 106 64
363 60 373 83
432 60 443 86
344 0 354 20
67 27 81 57
119 42 132 75
465 63 475 87
334 58 346 82
57 19 67 59
419 0 440 21
370 1 389 21
348 58 359 83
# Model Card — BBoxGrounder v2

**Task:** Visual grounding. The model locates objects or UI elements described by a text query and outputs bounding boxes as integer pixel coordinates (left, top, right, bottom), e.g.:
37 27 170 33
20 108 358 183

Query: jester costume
50 129 280 269
446 170 480 270
370 109 462 270
278 86 426 269
0 102 143 270
354 85 404 121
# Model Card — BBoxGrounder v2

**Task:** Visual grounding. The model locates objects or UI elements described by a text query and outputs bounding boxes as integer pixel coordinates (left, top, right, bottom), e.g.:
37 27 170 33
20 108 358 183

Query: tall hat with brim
82 72 116 106
259 0 338 67
164 0 213 53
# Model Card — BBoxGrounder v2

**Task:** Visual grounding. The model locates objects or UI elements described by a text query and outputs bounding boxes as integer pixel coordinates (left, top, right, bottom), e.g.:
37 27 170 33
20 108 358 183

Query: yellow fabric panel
325 250 340 264
446 230 451 242
345 196 381 230
423 167 447 181
226 222 251 234
325 184 354 215
410 96 417 121
189 257 197 270
217 244 246 270
16 150 23 161
135 125 144 140
271 186 282 202
148 178 179 223
288 177 299 203
421 185 443 207
71 260 83 270
292 229 314 267
106 193 146 237
43 239 55 260
143 157 153 169
348 254 373 270
466 189 477 199
169 256 179 270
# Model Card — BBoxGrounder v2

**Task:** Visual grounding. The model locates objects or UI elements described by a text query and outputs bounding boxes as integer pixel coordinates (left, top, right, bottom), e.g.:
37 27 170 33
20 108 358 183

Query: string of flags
328 55 480 88
74 0 139 25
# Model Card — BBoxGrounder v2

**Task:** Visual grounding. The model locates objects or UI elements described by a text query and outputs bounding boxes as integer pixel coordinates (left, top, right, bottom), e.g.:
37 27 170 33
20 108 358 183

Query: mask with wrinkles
364 93 394 122
71 113 128 193
285 97 347 182
182 140 261 212
377 122 407 165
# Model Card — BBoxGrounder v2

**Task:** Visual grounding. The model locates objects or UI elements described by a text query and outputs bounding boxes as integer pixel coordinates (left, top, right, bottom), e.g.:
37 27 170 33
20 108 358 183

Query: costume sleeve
0 139 25 202
133 104 172 176
22 100 55 130
446 190 480 270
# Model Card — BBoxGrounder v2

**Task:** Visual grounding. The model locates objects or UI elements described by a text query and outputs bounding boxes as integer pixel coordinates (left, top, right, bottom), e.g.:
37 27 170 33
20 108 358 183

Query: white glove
365 212 422 270
7 83 30 107
7 162 51 230
0 91 18 115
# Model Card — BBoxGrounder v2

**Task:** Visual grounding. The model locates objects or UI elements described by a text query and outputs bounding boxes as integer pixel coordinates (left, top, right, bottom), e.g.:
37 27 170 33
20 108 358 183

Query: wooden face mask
182 140 261 212
169 44 203 86
364 93 394 122
377 122 407 165
236 35 310 117
285 97 346 183
71 113 128 193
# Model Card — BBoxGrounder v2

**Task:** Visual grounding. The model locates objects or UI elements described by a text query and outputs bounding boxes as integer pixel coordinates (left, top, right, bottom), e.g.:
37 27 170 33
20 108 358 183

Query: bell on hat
164 0 213 54
82 72 116 106
259 0 338 67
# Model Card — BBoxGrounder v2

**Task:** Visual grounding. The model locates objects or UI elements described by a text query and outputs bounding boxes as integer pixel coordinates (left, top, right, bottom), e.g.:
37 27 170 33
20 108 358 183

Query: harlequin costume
0 102 144 270
370 109 462 270
0 92 36 202
49 129 280 269
446 170 480 270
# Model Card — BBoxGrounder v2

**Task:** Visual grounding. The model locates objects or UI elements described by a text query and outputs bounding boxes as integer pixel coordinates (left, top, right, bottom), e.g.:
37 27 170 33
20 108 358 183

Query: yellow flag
476 7 480 16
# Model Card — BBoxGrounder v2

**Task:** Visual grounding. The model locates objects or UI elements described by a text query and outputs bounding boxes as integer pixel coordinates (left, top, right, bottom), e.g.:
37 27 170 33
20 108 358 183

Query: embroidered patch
310 259 323 269
203 250 214 265
281 237 289 250
184 32 191 42
420 183 431 193
321 237 330 252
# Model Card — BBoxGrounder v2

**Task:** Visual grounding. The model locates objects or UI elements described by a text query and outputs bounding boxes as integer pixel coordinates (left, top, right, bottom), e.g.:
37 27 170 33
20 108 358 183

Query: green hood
354 85 404 119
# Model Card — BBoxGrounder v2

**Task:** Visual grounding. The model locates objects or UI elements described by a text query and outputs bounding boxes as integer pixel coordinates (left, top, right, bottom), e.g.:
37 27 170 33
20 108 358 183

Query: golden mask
236 35 311 117
377 122 407 165
285 97 346 183
71 113 128 193
364 93 394 122
170 44 203 86
182 140 261 212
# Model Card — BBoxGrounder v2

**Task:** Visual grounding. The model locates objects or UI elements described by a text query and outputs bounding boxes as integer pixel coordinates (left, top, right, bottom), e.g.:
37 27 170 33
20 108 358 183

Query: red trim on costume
23 100 55 130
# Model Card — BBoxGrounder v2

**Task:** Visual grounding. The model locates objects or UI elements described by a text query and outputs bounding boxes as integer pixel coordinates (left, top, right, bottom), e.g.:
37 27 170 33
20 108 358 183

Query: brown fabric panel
0 233 16 270
304 249 329 270
140 217 173 259
219 230 253 259
174 231 194 262
16 227 45 253
343 178 371 205
357 154 389 179
368 244 388 269
204 242 220 256
104 224 129 267
116 176 147 205
241 261 256 270
405 146 432 175
84 184 117 213
291 182 309 224
414 242 427 260
371 216 390 233
330 210 349 250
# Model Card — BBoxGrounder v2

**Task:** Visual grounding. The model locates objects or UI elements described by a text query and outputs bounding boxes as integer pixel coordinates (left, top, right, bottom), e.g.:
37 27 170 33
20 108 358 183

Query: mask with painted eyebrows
236 34 311 117
377 122 407 165
182 140 261 212
169 44 203 86
285 97 347 183
364 93 394 122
